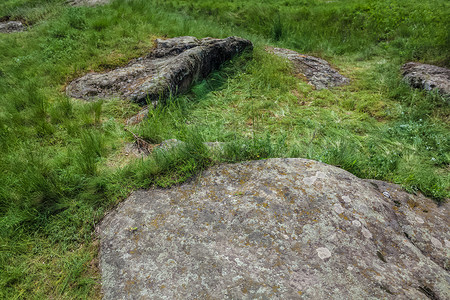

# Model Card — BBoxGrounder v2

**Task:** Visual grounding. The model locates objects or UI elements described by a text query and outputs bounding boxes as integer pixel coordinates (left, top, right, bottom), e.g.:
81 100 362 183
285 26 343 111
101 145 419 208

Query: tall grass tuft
272 12 283 42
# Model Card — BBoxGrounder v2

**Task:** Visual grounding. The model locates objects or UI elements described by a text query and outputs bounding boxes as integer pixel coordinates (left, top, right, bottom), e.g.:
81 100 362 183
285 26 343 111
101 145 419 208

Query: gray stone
99 158 449 299
66 36 252 105
267 47 349 89
156 139 184 152
0 21 25 33
402 62 450 97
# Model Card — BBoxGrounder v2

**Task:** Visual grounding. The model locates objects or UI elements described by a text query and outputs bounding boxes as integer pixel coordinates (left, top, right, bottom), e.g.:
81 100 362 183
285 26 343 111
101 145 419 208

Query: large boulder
66 36 252 105
267 47 349 89
0 21 25 33
99 158 449 299
402 62 450 97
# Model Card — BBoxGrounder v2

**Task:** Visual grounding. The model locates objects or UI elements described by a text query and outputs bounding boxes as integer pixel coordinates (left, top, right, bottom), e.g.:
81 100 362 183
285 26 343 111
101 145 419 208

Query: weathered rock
402 62 450 96
156 139 185 151
0 21 25 33
99 158 449 299
267 46 349 89
366 179 449 270
67 36 252 105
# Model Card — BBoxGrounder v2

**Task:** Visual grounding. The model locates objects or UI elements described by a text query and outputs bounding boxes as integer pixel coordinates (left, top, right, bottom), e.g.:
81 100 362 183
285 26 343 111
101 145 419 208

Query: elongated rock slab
99 158 449 299
0 21 25 33
67 36 252 105
267 47 349 89
402 62 450 97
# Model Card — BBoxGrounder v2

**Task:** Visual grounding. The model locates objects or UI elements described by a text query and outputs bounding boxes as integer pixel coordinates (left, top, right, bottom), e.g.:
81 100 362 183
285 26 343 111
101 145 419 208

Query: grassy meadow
0 0 449 298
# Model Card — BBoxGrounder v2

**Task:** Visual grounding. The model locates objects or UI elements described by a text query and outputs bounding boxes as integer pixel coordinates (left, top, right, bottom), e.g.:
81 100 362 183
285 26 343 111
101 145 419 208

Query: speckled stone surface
267 47 349 90
402 62 450 97
0 21 25 33
99 158 449 299
66 36 252 105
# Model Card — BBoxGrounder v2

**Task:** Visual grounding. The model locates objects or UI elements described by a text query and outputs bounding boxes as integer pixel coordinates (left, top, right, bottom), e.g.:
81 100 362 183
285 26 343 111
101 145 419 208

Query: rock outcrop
0 21 25 33
267 47 349 89
402 62 450 97
67 36 252 105
99 158 449 299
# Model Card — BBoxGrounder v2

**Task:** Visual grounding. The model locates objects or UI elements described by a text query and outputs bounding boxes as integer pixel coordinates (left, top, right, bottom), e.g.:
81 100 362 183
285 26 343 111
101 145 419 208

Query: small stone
316 247 332 260
362 227 373 239
415 216 424 224
352 220 362 227
382 191 391 198
333 203 344 214
157 139 184 151
430 237 442 248
342 196 351 203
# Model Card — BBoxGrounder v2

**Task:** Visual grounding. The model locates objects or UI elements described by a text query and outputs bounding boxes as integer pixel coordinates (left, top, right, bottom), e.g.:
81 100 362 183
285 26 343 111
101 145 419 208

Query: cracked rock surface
402 62 450 97
99 158 449 299
0 21 25 33
66 36 252 105
267 47 349 89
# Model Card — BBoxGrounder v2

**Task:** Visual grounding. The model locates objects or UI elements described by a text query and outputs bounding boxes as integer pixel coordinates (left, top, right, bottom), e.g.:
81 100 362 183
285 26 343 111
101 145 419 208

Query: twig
124 127 152 154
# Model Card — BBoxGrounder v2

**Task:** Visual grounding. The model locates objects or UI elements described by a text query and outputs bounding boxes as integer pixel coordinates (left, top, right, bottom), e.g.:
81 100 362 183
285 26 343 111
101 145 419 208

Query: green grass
0 0 449 298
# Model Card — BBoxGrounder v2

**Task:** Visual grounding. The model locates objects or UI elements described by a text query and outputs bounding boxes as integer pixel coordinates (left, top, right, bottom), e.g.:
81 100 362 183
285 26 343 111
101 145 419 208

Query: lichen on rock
402 62 450 97
267 46 349 89
66 36 253 107
99 158 449 299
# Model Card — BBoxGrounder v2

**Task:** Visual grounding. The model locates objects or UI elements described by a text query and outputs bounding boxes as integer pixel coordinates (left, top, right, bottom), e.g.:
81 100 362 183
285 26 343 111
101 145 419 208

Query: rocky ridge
66 36 253 105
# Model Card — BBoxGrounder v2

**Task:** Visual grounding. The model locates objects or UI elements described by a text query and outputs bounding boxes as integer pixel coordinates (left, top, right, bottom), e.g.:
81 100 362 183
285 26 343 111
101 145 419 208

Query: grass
0 0 449 298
